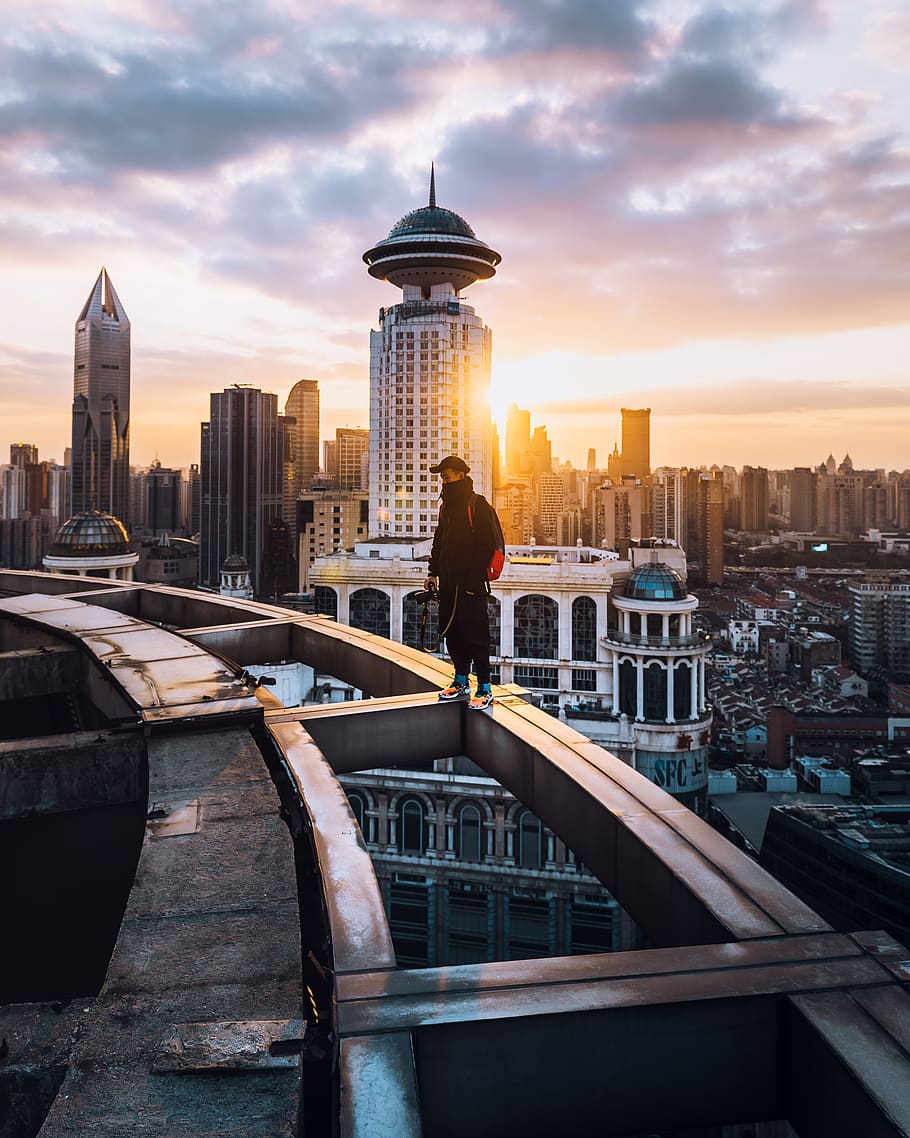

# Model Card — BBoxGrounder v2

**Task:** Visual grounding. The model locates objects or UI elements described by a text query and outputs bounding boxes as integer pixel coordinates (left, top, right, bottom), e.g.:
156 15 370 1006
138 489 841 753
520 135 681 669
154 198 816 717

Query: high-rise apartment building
199 386 286 592
864 480 890 531
505 404 532 477
0 465 26 520
592 480 644 550
620 408 650 480
363 169 500 538
816 472 864 537
849 576 910 681
494 482 534 545
146 462 184 536
335 428 369 491
71 268 131 525
696 472 724 584
740 466 769 531
536 472 565 544
297 490 369 589
789 467 816 532
10 444 38 469
894 476 910 531
285 379 320 501
650 468 682 543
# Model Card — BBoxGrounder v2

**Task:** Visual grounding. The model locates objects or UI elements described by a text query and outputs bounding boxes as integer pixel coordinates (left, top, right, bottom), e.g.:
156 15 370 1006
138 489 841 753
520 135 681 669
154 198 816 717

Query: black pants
439 583 491 686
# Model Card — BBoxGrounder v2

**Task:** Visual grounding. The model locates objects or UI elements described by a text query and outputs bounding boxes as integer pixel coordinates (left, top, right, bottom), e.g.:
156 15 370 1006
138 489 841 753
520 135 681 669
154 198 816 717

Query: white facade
651 468 683 542
0 465 26 519
42 549 137 580
310 541 713 813
368 284 492 539
363 175 499 542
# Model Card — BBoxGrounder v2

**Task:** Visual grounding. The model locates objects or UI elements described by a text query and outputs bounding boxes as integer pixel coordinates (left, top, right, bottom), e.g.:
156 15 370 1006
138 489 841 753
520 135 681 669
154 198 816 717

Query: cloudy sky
1 0 908 472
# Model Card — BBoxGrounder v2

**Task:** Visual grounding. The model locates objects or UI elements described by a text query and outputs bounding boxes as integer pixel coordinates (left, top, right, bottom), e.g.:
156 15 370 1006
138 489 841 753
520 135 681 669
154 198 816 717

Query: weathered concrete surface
0 646 81 702
0 1002 86 1138
0 730 146 820
33 727 303 1137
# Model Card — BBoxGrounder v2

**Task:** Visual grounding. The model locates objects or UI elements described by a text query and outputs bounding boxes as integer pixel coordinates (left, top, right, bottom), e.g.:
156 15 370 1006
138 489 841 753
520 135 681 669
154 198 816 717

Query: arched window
456 804 483 862
572 596 597 661
674 660 693 721
488 594 501 655
517 810 542 868
314 586 337 619
514 595 558 659
402 590 438 651
350 588 391 638
347 792 366 833
644 661 666 721
398 797 425 855
619 659 637 717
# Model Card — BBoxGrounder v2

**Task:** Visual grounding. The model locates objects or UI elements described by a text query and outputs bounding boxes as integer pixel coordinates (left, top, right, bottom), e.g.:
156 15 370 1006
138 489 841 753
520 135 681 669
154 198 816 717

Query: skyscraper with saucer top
363 167 500 539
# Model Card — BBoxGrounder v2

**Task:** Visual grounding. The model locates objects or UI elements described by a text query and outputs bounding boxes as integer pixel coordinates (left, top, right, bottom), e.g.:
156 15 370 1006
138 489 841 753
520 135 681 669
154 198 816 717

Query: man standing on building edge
424 455 498 710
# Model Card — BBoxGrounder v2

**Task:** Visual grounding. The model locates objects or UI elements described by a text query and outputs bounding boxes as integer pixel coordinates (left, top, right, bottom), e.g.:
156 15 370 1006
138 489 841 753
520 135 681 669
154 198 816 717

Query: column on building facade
337 584 350 626
389 584 402 644
635 658 644 721
436 800 446 856
558 593 572 662
596 595 609 667
611 653 620 714
690 659 699 721
499 591 515 658
698 656 706 713
662 613 670 641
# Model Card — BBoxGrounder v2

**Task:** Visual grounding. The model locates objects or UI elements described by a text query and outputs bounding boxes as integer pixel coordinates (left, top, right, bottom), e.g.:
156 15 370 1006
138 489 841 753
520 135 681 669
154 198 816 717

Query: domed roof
624 562 688 602
222 553 250 572
387 205 476 240
49 510 131 557
362 166 500 291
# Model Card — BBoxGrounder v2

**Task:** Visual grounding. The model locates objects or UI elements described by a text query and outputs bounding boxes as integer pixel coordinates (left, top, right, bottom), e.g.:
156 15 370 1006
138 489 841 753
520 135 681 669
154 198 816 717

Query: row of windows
349 792 553 869
314 588 598 661
387 881 616 967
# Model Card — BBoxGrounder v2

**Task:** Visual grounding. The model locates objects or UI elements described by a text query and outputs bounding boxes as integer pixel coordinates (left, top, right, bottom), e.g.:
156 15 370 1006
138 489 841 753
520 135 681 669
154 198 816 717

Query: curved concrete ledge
2 571 908 1138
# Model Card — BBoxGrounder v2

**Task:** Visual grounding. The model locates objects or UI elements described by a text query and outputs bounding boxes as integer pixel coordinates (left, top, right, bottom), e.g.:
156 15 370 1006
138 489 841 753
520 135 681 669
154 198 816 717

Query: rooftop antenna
429 162 436 209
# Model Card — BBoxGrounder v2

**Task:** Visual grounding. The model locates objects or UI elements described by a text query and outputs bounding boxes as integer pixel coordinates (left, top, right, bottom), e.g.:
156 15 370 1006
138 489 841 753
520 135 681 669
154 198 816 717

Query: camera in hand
414 582 438 605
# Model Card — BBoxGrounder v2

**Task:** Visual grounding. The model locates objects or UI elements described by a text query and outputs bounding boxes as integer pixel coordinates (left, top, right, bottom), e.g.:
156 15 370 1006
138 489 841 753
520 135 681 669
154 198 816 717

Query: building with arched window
310 538 713 811
337 759 630 968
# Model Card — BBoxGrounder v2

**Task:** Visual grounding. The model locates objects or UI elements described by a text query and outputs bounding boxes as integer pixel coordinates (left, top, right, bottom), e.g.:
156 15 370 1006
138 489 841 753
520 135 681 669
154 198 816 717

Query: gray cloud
680 1 829 62
0 0 907 470
0 32 420 182
494 0 657 55
613 59 795 126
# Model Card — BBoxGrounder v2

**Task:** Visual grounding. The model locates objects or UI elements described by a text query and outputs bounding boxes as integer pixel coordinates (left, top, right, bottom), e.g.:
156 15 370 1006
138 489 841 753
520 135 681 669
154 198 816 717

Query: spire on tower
78 267 129 325
429 163 436 209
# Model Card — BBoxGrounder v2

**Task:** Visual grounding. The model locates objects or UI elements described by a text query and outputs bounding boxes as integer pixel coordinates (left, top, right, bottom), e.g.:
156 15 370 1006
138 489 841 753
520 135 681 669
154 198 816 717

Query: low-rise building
311 539 714 813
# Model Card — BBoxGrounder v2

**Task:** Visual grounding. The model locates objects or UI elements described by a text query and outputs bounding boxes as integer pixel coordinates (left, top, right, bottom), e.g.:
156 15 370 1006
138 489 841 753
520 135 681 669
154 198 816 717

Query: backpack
467 493 506 582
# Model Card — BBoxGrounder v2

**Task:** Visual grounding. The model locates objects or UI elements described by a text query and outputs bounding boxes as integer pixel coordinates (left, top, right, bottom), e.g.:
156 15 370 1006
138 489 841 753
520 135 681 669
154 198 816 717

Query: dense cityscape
3 175 909 959
2 1 909 1132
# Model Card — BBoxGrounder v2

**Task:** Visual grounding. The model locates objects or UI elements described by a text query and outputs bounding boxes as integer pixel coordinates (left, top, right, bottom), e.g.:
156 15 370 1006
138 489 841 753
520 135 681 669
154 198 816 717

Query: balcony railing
603 629 712 650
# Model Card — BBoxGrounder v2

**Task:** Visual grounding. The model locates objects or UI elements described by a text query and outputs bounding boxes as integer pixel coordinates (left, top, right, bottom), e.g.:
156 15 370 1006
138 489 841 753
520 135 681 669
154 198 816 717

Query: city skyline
1 1 908 471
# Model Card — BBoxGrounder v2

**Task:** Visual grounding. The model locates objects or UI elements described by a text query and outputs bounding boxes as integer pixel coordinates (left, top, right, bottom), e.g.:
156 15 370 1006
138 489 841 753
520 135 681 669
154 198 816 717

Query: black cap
429 455 470 474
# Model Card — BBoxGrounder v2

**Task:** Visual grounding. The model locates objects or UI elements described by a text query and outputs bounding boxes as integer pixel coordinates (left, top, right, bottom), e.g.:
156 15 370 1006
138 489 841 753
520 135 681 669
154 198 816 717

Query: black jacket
428 476 497 589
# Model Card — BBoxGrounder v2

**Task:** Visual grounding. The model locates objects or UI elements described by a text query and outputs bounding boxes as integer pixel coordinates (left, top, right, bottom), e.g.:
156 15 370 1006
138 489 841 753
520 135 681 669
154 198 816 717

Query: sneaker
439 681 470 701
469 688 493 711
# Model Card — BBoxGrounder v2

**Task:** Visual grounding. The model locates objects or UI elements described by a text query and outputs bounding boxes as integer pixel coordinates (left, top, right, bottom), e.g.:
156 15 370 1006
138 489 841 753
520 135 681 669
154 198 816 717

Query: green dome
387 206 476 240
624 563 687 602
50 510 131 556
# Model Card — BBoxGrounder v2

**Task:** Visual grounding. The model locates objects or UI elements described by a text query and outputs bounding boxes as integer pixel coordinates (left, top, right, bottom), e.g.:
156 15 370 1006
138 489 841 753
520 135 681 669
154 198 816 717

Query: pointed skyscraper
71 268 131 524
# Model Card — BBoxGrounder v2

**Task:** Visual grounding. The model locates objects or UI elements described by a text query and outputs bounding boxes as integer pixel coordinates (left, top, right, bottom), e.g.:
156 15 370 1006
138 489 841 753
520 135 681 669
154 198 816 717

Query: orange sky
1 0 908 472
